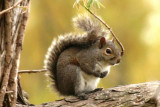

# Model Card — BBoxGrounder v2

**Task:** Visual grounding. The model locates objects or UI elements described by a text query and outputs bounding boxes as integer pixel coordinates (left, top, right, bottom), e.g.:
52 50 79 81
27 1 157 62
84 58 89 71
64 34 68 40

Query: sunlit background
19 0 160 105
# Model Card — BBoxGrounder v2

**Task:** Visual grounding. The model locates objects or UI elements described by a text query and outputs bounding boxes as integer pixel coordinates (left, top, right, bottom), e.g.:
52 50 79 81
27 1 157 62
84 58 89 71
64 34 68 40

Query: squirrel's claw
77 93 88 100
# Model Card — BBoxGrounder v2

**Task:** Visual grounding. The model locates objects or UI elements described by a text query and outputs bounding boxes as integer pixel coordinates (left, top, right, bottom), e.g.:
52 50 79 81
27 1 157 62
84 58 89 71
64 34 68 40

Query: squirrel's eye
106 48 112 55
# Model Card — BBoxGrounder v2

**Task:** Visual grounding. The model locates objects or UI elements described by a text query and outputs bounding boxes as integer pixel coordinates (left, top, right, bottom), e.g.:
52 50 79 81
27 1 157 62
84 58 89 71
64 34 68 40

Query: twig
18 69 47 74
0 0 24 15
6 91 14 94
83 6 124 56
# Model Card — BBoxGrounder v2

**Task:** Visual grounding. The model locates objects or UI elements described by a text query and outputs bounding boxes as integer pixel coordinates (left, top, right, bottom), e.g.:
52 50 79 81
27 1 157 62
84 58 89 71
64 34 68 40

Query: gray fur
73 15 101 33
44 15 121 97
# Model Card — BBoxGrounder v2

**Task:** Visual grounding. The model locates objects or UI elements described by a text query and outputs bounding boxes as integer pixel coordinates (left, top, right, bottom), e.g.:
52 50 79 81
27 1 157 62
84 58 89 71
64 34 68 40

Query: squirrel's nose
116 58 121 64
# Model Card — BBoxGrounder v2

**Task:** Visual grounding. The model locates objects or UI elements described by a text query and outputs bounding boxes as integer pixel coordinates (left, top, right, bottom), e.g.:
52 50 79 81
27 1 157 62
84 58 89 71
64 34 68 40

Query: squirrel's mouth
109 63 119 66
109 56 121 65
109 62 116 65
109 58 121 66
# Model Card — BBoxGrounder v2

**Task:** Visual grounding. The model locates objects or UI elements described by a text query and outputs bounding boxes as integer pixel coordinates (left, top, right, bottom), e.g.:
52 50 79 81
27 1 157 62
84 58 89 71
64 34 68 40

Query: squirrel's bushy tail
73 14 102 33
44 14 108 92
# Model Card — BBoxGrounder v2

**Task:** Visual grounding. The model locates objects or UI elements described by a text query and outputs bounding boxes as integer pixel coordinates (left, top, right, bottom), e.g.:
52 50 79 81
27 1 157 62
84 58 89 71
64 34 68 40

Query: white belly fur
78 71 100 93
76 62 110 94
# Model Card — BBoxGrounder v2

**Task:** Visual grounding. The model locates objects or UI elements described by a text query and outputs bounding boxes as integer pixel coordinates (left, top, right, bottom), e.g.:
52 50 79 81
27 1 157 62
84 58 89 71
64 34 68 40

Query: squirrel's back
44 14 108 93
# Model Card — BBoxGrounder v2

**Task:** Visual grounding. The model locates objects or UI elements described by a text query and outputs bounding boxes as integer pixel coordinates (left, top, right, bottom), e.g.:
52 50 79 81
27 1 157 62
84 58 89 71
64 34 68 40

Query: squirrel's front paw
94 71 101 77
94 70 108 78
100 71 108 78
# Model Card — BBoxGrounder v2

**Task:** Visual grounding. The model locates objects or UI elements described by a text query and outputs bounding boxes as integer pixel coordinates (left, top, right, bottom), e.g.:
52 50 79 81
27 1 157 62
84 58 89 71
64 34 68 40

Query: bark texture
0 0 30 106
16 81 160 107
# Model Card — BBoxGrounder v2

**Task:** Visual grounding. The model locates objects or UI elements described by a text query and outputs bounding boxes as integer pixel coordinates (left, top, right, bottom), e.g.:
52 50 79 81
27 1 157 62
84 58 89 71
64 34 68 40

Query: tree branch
0 0 25 15
18 69 47 74
16 81 160 107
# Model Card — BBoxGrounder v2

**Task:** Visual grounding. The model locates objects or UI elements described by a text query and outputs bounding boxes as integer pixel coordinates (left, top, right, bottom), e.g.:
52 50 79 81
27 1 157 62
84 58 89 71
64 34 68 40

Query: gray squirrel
44 14 122 99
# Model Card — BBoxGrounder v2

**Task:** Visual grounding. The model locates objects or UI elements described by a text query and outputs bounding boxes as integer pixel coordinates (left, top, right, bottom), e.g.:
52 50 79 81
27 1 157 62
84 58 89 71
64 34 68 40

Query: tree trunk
0 0 30 106
16 81 160 107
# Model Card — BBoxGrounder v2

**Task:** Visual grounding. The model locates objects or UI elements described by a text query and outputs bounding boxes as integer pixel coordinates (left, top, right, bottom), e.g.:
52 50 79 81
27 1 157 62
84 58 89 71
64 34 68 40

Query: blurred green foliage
19 0 160 105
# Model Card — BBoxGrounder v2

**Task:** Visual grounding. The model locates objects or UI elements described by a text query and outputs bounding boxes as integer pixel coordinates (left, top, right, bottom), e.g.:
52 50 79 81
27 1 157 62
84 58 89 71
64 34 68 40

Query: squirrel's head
96 37 121 66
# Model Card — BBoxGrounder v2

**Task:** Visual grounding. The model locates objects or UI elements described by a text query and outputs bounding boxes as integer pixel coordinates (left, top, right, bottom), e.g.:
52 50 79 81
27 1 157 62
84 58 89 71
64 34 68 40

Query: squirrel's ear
99 37 106 49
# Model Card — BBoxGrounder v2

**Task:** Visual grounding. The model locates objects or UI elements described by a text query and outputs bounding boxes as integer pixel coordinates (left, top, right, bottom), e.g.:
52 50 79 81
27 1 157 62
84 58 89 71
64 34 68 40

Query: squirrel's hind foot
76 93 88 100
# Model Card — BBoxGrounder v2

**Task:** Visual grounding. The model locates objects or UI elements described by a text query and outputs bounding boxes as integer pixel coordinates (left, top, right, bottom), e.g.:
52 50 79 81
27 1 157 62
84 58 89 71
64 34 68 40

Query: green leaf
73 0 86 8
95 0 105 8
73 0 104 9
73 0 80 8
97 1 105 8
87 0 93 9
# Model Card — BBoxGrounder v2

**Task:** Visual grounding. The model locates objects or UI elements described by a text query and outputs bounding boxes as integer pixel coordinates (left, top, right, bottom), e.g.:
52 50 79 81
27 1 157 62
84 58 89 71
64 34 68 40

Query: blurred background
19 0 160 105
